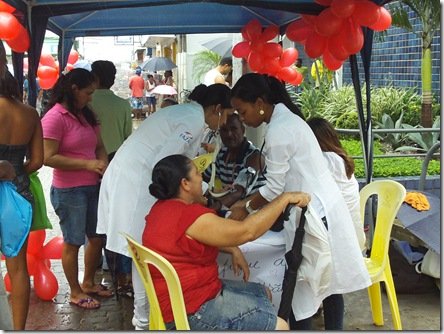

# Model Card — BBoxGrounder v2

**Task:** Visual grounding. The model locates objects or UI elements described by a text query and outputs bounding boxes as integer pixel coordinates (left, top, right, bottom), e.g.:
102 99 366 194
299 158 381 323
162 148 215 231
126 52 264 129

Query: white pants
132 264 150 330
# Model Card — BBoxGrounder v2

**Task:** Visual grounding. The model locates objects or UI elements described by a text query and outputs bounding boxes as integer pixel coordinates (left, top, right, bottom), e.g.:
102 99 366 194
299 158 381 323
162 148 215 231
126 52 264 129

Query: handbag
29 171 52 231
416 249 440 279
0 181 32 257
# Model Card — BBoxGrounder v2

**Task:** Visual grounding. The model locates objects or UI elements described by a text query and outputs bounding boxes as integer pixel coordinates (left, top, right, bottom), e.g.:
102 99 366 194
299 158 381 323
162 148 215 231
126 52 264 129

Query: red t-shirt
142 199 221 323
129 75 145 97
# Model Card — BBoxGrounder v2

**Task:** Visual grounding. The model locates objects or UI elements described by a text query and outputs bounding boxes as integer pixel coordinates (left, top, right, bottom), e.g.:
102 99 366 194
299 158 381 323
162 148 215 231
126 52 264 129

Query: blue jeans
167 279 277 330
50 184 100 246
289 294 344 330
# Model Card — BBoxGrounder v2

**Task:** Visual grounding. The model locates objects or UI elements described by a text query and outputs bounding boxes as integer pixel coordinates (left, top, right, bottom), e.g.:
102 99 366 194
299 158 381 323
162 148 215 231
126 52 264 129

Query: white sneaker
132 316 148 330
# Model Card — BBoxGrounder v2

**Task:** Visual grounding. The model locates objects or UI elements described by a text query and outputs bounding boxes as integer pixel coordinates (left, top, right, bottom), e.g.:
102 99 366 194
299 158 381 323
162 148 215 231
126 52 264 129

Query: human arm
220 246 250 281
24 108 44 174
214 74 226 85
0 160 15 180
43 139 107 175
95 130 109 170
186 191 310 248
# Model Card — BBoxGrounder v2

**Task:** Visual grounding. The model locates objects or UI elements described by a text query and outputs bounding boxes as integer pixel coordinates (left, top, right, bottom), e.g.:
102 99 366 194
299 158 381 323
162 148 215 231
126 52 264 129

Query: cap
135 67 142 74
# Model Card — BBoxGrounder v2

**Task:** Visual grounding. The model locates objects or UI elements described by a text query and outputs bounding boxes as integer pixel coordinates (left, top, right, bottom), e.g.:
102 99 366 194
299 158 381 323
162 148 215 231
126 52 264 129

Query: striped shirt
204 139 266 196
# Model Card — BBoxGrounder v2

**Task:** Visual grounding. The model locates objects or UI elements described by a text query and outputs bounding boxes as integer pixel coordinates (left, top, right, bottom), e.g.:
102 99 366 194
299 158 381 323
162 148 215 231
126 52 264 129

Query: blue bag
0 181 32 257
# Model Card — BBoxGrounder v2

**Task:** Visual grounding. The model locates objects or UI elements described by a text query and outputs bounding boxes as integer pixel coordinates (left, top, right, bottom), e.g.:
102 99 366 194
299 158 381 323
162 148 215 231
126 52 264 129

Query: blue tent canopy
4 0 391 183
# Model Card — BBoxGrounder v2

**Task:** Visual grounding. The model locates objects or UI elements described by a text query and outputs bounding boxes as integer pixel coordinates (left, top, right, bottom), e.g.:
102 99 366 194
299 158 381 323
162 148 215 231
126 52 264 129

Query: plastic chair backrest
360 180 406 267
124 233 190 330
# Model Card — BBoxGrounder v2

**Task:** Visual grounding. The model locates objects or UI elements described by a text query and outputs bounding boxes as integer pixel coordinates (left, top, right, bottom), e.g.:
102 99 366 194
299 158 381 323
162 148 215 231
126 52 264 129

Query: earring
259 109 265 115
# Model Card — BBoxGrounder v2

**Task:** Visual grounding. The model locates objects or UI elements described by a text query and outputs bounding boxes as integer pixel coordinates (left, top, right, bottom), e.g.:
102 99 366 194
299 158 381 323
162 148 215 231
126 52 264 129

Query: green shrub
341 138 441 178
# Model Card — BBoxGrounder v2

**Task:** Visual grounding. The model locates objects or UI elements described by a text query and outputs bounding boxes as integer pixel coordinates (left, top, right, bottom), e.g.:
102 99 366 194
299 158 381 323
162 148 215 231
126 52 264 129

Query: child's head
160 97 178 108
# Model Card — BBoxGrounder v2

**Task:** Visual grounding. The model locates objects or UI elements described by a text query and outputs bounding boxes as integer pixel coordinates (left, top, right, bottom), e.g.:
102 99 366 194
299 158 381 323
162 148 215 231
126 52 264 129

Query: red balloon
263 58 282 76
0 12 21 41
368 6 392 31
322 49 343 71
6 25 29 53
327 32 350 61
37 65 58 80
260 25 279 42
41 236 63 259
38 76 58 90
352 0 381 27
34 261 58 301
28 230 46 255
68 50 79 65
39 53 57 69
343 18 364 55
247 52 264 72
262 42 282 59
304 30 327 59
65 63 75 72
0 0 15 13
301 14 317 26
244 19 262 41
277 67 298 83
289 71 304 86
279 48 298 67
315 0 332 5
330 0 356 19
4 273 11 292
232 41 251 58
286 20 312 43
250 40 266 53
315 8 344 37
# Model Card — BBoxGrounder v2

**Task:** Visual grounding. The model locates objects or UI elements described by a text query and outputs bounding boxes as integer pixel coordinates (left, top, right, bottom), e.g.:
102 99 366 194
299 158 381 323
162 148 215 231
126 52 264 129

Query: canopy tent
4 0 391 183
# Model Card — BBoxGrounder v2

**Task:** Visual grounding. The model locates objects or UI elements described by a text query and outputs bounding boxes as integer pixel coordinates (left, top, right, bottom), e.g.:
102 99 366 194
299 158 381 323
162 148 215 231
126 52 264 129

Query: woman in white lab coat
97 84 232 330
230 73 370 330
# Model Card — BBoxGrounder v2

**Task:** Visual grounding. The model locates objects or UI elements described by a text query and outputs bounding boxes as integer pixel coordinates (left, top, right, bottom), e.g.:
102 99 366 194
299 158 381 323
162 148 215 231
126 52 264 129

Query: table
217 230 287 311
395 190 440 254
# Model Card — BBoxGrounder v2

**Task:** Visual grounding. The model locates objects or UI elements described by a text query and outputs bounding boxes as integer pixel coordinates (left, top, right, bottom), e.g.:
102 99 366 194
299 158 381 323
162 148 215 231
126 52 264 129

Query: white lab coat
323 151 366 251
259 103 371 321
97 102 205 256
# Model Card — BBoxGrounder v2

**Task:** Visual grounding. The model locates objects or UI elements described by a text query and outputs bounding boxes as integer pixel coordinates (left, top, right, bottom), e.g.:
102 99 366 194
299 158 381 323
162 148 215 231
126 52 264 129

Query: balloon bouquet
36 50 79 90
232 0 392 78
2 231 64 301
0 0 30 53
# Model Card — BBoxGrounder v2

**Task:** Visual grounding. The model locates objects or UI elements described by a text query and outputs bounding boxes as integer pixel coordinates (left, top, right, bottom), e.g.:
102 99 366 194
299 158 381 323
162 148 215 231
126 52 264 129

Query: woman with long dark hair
0 55 43 329
42 68 111 310
230 73 370 330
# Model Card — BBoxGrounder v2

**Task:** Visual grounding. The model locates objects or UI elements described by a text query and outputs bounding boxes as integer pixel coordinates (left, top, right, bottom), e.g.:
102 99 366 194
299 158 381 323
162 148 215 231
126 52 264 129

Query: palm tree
191 50 221 84
390 0 440 127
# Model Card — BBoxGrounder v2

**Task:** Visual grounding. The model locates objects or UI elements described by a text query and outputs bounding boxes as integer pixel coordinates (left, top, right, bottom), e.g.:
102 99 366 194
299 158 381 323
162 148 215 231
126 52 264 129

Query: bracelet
245 200 257 214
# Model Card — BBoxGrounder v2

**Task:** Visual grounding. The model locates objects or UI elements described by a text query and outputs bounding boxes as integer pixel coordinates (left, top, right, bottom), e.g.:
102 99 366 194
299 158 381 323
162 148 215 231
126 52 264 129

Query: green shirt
90 89 133 155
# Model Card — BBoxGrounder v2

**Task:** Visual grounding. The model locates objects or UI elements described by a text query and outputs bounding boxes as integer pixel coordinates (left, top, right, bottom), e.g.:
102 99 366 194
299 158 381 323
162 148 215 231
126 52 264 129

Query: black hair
91 60 116 89
47 68 98 126
219 57 233 66
188 83 231 109
231 73 304 119
149 154 193 200
0 68 21 100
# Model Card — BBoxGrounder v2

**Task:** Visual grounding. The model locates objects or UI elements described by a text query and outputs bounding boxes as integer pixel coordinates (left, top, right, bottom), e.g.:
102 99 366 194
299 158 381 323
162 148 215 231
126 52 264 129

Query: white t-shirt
203 68 223 86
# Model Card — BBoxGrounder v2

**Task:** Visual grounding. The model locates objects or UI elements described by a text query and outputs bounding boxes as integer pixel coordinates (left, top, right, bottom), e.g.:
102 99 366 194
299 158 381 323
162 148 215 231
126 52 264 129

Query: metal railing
336 127 441 160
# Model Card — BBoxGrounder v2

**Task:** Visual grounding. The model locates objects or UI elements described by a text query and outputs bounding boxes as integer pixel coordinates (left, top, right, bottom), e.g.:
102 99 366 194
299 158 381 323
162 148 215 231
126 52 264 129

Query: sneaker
132 316 148 330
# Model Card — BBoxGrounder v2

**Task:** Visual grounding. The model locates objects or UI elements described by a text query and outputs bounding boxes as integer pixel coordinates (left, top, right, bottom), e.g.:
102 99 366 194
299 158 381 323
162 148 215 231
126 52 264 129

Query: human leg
289 308 312 330
5 242 30 330
131 264 149 330
322 294 344 330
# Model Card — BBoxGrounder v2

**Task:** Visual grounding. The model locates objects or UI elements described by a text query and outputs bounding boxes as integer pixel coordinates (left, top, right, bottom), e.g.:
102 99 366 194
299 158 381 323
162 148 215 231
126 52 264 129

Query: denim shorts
50 184 100 246
146 96 156 106
131 97 144 109
172 279 277 330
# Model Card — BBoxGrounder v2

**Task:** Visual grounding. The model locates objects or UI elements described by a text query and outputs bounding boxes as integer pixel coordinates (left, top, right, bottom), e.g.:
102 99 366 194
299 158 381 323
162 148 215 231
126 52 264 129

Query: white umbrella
152 85 177 95
202 38 233 58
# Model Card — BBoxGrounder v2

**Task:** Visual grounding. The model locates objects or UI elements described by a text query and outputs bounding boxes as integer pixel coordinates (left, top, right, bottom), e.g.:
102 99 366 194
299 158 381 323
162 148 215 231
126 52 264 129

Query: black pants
289 294 344 330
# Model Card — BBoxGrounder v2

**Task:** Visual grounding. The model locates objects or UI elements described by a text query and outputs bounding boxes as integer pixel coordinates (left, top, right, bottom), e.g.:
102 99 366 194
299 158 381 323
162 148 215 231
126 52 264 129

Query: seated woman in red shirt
142 154 310 331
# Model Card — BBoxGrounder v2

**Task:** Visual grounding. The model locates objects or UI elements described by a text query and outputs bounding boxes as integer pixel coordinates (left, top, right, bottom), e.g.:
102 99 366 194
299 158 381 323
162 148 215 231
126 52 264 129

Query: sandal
82 283 114 298
69 297 100 309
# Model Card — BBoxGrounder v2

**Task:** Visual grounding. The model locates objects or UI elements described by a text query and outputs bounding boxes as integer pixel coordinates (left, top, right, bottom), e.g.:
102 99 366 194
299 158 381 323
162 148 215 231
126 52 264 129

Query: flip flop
69 297 100 310
83 283 114 298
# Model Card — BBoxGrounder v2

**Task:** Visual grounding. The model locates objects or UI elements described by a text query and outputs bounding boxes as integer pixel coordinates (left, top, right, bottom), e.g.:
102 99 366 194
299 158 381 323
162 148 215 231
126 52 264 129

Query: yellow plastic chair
124 233 190 330
360 180 406 330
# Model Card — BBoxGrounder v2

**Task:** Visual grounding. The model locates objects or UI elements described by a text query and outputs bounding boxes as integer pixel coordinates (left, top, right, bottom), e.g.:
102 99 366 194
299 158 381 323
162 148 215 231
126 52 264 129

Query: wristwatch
245 200 257 214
